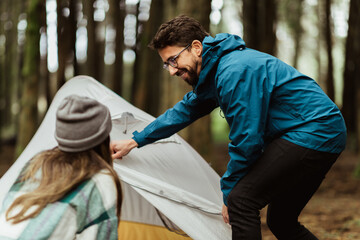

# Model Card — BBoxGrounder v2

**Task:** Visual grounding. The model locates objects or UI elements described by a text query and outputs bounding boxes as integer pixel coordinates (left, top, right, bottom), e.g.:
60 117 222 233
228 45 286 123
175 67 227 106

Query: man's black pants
227 138 340 240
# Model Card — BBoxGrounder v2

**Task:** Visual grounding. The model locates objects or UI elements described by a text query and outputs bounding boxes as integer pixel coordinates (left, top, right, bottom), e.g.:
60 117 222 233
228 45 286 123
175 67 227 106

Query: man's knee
266 210 283 235
228 192 261 217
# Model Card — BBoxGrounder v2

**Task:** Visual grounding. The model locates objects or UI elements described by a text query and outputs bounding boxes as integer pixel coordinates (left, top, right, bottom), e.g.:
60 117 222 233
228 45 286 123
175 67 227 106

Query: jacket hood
194 33 246 97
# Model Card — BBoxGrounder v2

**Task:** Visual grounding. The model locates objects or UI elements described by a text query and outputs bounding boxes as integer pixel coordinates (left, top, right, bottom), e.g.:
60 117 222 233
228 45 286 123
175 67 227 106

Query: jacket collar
193 33 246 96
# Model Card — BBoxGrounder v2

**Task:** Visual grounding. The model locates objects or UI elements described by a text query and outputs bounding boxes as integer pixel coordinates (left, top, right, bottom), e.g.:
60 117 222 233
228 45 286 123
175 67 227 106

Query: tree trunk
3 0 15 129
316 2 323 87
342 0 360 152
1 0 24 143
132 0 164 116
281 0 304 68
40 3 50 114
0 0 5 145
131 2 141 102
57 0 78 89
242 0 277 55
158 0 179 114
292 1 304 69
69 0 78 76
111 0 125 95
57 0 67 88
16 0 44 157
84 0 101 81
324 0 335 101
178 0 211 29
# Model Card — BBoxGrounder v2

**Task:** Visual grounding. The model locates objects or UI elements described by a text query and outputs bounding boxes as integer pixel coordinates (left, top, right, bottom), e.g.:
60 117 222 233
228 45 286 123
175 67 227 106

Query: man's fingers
222 214 229 224
222 204 229 224
111 151 123 160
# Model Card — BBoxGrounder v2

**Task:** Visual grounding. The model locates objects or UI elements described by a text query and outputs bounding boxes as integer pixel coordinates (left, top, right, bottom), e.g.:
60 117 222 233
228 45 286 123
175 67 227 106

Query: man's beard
176 60 199 88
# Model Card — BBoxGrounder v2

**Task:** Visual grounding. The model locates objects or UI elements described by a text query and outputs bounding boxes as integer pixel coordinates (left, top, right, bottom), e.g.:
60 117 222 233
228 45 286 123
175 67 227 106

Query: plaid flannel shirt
0 169 119 240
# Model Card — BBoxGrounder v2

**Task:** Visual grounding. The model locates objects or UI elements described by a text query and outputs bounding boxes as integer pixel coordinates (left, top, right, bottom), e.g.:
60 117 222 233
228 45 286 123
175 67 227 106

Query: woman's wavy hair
5 137 122 224
148 14 209 49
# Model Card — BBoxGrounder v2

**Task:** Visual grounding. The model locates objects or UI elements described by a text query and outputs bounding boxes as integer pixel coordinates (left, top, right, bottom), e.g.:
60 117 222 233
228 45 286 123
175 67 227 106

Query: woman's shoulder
88 170 118 207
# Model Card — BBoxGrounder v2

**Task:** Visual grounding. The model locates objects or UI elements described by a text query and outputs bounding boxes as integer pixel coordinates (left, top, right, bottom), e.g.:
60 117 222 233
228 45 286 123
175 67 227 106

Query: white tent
0 76 231 240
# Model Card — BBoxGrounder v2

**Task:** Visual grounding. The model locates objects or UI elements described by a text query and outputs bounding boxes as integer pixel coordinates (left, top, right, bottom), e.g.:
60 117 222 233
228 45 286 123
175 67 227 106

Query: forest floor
1 142 360 239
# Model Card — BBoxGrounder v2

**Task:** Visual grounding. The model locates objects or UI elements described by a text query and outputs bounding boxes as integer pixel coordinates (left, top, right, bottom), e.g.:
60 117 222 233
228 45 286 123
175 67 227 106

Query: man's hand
222 204 229 224
110 139 138 159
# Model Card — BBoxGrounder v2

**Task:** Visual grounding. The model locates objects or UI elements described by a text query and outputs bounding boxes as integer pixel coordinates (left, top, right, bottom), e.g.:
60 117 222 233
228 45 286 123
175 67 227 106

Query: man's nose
168 65 178 76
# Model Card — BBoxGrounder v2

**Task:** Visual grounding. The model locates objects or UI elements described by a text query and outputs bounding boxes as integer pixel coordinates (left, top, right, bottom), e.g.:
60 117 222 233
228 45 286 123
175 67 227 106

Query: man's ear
191 40 203 57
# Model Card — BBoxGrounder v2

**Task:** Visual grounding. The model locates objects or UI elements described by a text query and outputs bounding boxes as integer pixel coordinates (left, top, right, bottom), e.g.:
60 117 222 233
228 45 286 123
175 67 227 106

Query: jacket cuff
132 130 151 148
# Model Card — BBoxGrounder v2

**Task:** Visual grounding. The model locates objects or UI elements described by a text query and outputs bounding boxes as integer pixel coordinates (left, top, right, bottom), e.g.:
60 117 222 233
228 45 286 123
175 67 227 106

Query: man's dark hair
148 15 210 50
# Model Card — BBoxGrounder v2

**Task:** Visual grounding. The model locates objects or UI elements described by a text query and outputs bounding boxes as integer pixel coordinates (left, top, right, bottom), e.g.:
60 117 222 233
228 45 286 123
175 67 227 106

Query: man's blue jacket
133 33 347 205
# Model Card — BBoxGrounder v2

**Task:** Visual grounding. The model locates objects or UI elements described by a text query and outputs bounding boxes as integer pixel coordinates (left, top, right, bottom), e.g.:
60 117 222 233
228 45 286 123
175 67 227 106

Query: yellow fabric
118 221 192 240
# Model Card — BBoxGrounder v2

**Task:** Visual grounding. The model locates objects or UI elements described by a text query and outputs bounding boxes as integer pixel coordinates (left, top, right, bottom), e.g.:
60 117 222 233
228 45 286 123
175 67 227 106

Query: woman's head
55 95 112 152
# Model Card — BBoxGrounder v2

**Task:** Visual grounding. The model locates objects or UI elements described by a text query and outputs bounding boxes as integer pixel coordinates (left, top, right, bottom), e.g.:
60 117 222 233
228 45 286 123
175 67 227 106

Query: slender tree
69 0 78 76
342 0 360 152
242 0 277 55
132 0 164 116
158 0 178 113
280 0 304 68
0 0 5 145
178 0 211 26
39 2 50 112
316 1 323 86
84 0 101 81
131 1 141 102
3 0 16 130
16 0 45 156
2 0 25 144
111 0 125 95
57 0 78 89
324 0 335 101
57 0 67 88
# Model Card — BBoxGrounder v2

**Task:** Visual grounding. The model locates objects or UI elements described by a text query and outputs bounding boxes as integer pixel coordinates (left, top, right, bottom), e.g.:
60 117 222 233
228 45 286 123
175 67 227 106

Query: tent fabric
0 76 231 240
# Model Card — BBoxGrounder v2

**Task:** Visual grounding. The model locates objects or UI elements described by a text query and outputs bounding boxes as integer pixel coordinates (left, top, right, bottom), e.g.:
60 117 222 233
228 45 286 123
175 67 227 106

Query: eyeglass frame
163 44 191 70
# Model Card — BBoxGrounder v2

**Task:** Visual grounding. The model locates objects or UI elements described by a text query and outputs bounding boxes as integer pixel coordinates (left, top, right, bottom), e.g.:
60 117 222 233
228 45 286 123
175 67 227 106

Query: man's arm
111 91 217 159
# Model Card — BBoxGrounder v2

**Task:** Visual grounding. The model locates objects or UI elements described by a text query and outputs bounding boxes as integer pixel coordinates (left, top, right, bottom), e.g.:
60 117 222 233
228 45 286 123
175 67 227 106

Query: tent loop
123 114 128 134
121 112 135 134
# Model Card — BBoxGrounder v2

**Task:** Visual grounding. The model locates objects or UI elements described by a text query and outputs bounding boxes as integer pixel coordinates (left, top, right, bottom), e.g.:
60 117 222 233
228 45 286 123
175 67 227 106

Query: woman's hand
110 139 138 159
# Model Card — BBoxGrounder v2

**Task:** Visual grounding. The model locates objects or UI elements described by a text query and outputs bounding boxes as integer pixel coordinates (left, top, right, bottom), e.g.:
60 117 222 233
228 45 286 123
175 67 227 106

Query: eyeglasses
163 44 191 70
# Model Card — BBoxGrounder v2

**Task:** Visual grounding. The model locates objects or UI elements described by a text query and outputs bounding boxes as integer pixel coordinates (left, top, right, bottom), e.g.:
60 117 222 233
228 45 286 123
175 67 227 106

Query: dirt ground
1 143 360 239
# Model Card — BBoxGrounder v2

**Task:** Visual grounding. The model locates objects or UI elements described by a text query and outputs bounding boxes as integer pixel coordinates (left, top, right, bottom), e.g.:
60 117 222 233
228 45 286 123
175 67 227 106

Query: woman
0 95 122 240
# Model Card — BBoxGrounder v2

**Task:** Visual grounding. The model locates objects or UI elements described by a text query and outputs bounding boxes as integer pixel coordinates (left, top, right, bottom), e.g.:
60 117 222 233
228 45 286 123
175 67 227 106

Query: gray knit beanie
55 95 112 152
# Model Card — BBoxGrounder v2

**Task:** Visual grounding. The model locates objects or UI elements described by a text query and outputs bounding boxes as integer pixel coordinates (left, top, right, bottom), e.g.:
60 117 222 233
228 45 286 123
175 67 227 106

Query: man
111 15 346 239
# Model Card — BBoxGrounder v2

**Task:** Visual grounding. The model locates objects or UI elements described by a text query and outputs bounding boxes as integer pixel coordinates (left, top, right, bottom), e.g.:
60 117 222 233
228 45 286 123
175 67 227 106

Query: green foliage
211 108 230 143
354 156 360 178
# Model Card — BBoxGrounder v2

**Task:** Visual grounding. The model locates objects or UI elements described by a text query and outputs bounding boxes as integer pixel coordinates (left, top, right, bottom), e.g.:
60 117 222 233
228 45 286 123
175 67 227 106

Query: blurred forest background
0 0 359 170
1 0 360 238
1 0 359 162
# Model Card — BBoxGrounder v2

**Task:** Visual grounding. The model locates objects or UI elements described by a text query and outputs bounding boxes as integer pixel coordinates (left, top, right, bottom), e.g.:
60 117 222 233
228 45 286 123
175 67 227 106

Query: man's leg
227 138 339 240
266 147 338 239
